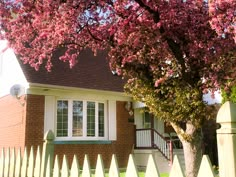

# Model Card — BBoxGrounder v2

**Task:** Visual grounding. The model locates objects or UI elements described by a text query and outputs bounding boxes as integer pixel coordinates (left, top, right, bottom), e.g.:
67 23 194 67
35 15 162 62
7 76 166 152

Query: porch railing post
151 129 154 148
169 141 173 165
134 125 137 149
40 130 55 177
217 101 236 177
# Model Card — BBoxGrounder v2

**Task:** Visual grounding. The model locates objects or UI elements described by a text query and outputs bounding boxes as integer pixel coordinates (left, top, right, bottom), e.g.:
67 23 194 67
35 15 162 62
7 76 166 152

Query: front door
143 112 154 129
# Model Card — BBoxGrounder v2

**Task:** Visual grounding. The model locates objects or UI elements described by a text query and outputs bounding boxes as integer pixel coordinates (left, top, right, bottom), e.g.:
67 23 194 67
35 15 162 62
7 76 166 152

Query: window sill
54 140 112 145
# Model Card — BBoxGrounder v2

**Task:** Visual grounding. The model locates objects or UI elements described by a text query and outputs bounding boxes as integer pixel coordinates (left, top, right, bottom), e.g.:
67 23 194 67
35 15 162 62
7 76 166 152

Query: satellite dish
10 84 25 99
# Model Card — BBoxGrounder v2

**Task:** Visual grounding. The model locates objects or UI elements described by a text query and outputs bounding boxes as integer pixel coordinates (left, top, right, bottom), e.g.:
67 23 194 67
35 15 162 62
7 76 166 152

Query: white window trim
55 99 108 141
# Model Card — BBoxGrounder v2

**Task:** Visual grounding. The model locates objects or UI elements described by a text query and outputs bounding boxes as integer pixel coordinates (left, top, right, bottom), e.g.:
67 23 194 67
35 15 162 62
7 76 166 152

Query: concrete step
133 148 186 173
133 149 171 173
173 148 185 169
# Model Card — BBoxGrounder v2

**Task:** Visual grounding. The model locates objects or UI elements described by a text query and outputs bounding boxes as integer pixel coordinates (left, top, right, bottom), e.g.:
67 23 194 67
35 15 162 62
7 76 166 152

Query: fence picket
34 146 41 177
45 157 51 177
95 154 105 177
14 149 21 177
27 146 34 177
145 154 160 177
0 149 4 177
125 154 139 177
21 148 28 177
53 155 60 177
108 155 120 177
4 148 10 177
70 155 79 177
9 148 15 177
0 146 228 177
169 155 185 177
61 155 69 177
82 154 91 177
197 155 216 177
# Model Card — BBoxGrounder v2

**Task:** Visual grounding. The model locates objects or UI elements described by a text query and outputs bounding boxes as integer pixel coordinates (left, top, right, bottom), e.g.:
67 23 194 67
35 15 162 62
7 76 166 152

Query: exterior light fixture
125 101 133 116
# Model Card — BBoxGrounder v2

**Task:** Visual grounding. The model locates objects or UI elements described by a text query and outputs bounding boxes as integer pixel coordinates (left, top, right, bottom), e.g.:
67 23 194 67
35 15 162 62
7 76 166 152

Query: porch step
133 149 171 173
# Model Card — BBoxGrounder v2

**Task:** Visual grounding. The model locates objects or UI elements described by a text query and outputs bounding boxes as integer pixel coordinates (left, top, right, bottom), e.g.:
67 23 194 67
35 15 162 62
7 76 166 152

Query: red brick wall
0 95 135 168
0 95 26 149
54 101 135 168
24 94 45 149
10 96 135 168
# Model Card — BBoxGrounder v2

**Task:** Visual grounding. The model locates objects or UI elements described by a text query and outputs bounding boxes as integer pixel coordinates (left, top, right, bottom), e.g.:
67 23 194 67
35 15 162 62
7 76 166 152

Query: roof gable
18 49 125 92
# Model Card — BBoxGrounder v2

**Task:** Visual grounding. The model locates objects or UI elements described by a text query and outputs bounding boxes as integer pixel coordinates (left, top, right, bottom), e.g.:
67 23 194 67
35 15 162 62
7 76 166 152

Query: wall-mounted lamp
125 101 133 116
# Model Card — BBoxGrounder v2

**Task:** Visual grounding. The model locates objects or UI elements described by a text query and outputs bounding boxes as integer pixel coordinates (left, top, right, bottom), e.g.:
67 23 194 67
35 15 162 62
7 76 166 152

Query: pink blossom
155 78 165 87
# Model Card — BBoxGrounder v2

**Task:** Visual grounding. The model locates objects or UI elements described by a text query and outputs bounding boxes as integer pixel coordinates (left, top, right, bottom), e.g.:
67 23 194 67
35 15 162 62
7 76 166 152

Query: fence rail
136 129 152 148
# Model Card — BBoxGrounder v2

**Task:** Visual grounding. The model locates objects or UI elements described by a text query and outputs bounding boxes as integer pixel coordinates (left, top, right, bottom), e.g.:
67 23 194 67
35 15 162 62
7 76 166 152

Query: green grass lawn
119 172 169 177
84 168 169 177
89 172 169 177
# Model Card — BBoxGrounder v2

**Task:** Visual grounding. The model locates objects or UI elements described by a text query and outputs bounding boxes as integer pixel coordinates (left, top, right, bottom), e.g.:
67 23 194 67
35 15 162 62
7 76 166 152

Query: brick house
0 43 137 168
0 40 221 171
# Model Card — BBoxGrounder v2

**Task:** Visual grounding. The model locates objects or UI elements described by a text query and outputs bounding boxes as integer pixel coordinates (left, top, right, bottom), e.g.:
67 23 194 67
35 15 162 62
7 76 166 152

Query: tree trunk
181 122 203 177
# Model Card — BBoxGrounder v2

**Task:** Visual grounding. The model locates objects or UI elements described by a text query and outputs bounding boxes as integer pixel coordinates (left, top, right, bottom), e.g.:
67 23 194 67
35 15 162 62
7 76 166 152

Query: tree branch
134 0 160 22
86 27 103 42
170 122 185 142
133 0 196 86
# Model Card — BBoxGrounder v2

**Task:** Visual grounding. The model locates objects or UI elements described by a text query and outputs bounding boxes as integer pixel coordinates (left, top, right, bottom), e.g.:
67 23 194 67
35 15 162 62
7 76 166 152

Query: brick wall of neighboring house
24 94 45 149
54 101 135 168
0 95 26 149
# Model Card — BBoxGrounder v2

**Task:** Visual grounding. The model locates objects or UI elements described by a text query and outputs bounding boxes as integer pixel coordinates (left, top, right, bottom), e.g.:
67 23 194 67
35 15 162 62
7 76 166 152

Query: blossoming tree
0 1 235 177
208 0 236 42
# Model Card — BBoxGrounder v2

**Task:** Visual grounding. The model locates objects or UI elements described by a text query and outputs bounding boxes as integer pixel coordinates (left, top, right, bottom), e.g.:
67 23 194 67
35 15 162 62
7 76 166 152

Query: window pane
73 101 83 136
57 100 68 137
98 103 105 137
87 102 95 137
143 112 151 128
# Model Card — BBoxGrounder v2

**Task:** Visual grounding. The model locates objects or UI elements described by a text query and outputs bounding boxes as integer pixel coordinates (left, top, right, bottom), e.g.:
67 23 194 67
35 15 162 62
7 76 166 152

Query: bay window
56 99 107 140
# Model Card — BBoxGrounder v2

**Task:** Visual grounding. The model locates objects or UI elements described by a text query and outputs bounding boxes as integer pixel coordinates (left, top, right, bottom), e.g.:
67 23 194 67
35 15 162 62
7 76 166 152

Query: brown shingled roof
18 49 125 92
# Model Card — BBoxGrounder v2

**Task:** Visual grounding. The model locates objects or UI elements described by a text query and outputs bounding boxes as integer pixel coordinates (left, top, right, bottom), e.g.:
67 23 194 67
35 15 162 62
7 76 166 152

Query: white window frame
55 99 108 141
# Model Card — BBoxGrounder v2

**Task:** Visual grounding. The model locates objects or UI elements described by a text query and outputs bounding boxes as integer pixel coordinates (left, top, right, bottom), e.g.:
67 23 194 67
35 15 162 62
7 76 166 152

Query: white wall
0 40 28 97
134 107 164 133
154 118 164 134
134 108 143 129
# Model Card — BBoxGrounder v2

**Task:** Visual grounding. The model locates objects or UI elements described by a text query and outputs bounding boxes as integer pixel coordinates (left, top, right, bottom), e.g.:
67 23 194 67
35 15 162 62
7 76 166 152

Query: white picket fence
1 101 236 177
0 145 217 177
